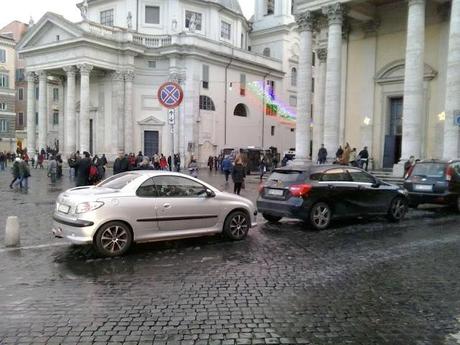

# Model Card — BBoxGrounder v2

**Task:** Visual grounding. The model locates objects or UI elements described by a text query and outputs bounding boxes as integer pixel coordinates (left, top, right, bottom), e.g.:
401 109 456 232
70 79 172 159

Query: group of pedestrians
112 151 182 175
316 144 370 170
9 156 31 191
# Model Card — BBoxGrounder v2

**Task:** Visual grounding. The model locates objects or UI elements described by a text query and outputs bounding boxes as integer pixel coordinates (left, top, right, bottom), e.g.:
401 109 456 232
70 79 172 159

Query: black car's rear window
410 163 446 178
268 171 303 183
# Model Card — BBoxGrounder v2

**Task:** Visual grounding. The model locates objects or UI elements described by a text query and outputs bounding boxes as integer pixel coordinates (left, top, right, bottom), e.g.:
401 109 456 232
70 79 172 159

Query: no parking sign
454 110 460 126
157 82 184 109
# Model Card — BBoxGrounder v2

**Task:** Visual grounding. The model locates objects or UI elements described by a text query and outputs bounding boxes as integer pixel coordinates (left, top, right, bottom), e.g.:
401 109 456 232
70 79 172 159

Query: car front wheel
94 221 133 257
309 202 332 230
455 195 460 213
224 211 250 240
387 197 408 222
263 213 282 223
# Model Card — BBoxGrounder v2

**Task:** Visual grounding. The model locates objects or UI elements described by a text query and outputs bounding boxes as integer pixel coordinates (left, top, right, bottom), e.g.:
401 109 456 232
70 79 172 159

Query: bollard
5 216 20 247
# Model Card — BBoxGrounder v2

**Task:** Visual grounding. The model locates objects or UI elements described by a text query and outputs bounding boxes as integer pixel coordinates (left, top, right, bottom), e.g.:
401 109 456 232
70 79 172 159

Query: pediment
137 116 165 126
17 12 82 50
376 59 438 84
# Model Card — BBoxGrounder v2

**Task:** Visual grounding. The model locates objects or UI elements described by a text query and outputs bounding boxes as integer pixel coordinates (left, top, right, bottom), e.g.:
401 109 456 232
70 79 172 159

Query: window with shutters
199 96 215 111
145 6 160 24
221 21 231 40
0 73 9 88
0 103 6 110
0 120 8 132
53 88 59 102
18 88 24 101
291 67 297 87
53 111 59 125
240 74 246 96
0 49 5 63
16 69 25 81
18 112 24 127
100 9 114 26
202 65 209 89
271 126 275 136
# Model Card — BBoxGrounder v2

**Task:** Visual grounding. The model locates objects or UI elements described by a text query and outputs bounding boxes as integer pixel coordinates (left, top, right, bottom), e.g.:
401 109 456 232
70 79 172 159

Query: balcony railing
80 21 173 48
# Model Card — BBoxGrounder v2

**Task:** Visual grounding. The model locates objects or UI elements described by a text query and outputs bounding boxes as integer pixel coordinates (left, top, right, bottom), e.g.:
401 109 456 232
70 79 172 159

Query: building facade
0 34 17 152
17 0 298 164
1 21 30 152
294 0 459 172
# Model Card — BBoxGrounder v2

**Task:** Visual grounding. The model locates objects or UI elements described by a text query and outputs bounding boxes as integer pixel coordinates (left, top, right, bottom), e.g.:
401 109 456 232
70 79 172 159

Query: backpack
89 165 98 178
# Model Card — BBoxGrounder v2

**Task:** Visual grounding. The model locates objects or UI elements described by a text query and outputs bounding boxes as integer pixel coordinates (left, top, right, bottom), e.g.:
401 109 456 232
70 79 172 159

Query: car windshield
268 171 303 184
411 163 446 178
97 173 141 190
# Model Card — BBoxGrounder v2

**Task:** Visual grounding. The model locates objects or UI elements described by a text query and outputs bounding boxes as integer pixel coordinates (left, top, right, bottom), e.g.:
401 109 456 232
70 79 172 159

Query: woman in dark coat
231 155 246 195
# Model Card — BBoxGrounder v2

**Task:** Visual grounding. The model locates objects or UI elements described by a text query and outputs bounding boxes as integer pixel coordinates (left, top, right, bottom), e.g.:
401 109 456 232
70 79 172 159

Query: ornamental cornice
322 3 346 26
295 11 317 32
78 63 93 75
316 48 327 62
37 70 47 80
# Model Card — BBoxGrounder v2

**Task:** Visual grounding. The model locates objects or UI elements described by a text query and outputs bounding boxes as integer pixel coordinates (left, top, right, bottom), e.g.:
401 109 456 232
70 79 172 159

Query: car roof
416 159 460 164
274 164 357 173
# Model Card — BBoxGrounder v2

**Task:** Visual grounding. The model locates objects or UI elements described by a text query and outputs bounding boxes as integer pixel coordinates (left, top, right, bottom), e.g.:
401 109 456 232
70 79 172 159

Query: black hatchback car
257 164 408 230
403 159 460 211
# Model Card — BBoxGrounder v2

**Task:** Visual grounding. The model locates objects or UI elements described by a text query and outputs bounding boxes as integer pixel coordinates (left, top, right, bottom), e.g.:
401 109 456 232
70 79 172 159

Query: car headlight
75 201 104 214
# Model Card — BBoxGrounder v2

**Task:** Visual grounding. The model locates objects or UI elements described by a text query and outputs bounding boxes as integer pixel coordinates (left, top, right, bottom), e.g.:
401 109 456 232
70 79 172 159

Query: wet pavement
0 167 460 345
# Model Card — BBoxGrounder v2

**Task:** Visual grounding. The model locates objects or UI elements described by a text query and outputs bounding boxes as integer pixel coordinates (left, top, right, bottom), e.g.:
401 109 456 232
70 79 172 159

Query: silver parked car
52 171 257 257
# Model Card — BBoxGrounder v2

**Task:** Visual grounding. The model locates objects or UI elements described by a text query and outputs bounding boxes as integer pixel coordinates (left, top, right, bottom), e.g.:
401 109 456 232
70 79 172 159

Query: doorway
383 97 403 168
144 130 159 157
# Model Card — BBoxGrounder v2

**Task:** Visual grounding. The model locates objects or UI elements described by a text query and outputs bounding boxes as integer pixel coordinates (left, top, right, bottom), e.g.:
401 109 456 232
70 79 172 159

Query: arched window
199 95 215 111
291 67 297 87
263 48 271 57
233 103 248 117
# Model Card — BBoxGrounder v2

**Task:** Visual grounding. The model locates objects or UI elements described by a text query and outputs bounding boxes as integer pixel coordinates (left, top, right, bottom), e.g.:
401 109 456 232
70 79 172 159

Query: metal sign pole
168 109 176 168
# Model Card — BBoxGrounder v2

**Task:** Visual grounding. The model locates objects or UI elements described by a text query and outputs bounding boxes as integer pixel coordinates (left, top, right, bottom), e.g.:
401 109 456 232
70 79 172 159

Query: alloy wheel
100 225 129 254
311 203 331 229
391 198 407 220
229 214 249 239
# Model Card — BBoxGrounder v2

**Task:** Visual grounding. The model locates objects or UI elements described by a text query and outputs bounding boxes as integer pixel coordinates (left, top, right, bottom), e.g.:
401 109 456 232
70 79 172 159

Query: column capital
111 70 124 81
408 0 425 7
124 70 135 82
78 63 93 75
322 3 346 26
26 71 36 82
295 11 316 32
316 48 328 62
63 65 77 76
37 70 47 80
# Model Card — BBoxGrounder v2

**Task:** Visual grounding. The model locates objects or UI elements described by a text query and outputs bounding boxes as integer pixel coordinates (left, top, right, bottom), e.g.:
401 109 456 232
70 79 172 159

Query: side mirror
205 189 216 198
372 179 381 188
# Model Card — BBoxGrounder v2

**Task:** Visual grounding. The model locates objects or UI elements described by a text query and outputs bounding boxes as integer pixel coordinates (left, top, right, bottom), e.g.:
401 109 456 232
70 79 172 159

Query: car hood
217 191 255 208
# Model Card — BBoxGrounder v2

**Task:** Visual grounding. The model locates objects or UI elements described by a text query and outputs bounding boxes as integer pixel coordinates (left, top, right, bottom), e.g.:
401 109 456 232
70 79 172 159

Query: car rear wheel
263 213 282 223
94 221 133 257
309 202 332 230
224 211 249 240
387 197 408 222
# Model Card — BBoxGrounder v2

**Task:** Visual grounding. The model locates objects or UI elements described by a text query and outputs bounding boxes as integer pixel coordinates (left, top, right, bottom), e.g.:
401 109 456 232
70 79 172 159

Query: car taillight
446 166 454 182
289 184 312 197
258 183 265 194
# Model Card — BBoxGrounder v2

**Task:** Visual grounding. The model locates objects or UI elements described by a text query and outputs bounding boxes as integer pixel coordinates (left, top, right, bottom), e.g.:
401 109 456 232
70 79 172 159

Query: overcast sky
0 0 255 29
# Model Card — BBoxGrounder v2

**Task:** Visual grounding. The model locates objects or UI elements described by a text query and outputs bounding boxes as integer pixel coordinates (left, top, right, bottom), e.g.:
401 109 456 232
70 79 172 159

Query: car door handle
357 185 364 190
328 185 335 190
162 203 171 209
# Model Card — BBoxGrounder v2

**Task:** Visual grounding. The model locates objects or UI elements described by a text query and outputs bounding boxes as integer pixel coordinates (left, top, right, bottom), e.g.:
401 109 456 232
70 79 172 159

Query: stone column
63 66 76 156
124 70 135 154
442 0 460 159
37 71 48 152
78 64 93 153
111 71 124 151
312 48 327 161
26 72 36 154
322 3 345 156
400 0 425 160
294 11 315 163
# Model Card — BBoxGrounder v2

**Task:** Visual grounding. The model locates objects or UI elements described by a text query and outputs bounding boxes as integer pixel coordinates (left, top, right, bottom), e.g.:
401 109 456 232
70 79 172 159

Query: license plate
267 189 284 196
58 204 70 214
414 184 433 192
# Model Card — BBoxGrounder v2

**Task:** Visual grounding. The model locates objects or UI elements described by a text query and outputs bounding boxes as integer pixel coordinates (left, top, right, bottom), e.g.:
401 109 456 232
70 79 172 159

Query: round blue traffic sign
157 82 184 109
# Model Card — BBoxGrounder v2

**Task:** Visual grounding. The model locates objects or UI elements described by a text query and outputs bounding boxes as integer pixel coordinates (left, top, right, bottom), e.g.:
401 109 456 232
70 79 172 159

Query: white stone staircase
370 169 405 186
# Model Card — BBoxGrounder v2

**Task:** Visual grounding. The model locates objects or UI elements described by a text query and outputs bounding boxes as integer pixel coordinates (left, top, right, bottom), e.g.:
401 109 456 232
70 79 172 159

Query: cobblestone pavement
0 168 460 345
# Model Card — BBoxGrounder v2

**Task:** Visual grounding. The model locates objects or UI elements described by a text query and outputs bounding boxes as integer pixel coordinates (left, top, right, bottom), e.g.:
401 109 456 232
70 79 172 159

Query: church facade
17 0 300 164
294 0 459 172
